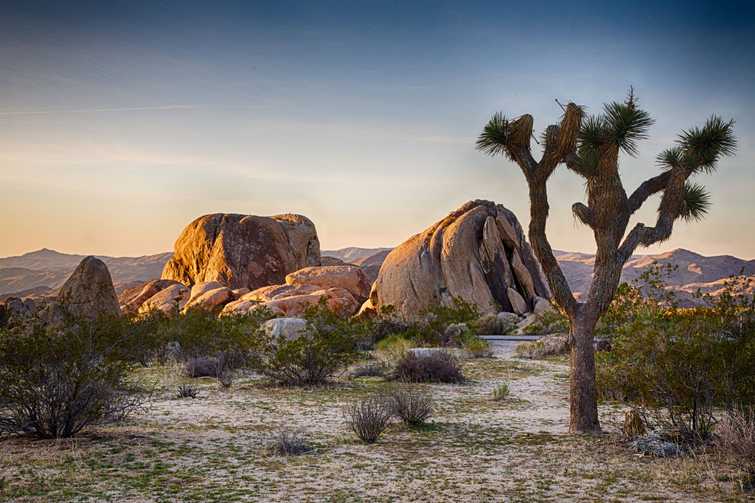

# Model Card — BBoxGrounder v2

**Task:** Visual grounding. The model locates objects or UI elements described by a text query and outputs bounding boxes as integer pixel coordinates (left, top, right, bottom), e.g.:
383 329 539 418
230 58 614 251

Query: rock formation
58 256 121 319
161 213 321 290
120 279 181 314
285 265 370 302
362 200 550 319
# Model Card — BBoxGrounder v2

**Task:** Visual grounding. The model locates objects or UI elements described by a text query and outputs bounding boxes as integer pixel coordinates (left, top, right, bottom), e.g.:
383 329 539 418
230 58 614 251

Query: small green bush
250 301 360 386
597 272 755 443
455 330 492 358
522 309 569 335
375 334 413 366
492 382 510 401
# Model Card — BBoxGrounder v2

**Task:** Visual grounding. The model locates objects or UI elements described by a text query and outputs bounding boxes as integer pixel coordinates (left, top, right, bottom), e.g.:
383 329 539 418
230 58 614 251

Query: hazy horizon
2 1 754 259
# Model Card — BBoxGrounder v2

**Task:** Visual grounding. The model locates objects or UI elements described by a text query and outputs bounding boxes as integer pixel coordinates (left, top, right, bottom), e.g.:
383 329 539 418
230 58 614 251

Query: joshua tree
477 90 736 433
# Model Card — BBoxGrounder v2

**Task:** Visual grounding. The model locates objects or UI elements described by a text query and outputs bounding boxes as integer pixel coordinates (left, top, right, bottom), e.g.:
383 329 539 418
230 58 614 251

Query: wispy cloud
0 105 199 116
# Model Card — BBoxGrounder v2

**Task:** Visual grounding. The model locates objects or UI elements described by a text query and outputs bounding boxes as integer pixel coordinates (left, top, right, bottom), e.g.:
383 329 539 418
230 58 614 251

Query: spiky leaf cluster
603 102 654 156
476 112 512 158
679 116 736 173
679 182 711 222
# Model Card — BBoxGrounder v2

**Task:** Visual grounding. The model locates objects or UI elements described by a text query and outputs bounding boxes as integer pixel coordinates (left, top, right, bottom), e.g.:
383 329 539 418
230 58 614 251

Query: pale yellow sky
2 2 753 259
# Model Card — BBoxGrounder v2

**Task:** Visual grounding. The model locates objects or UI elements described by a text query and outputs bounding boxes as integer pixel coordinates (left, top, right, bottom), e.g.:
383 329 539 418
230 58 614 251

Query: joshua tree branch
619 169 688 260
539 103 584 179
571 203 595 228
564 152 593 178
626 170 672 214
527 179 579 317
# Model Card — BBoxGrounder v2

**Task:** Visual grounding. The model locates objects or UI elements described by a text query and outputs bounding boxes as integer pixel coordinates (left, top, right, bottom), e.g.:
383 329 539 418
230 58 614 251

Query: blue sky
1 0 753 257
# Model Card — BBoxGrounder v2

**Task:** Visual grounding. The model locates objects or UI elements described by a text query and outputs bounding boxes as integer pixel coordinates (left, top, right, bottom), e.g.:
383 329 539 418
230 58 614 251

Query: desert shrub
346 395 393 443
375 334 413 366
358 307 411 348
0 318 146 438
184 355 224 378
160 309 275 376
250 301 359 385
522 309 569 335
416 298 480 346
176 383 198 399
350 360 388 378
597 272 755 444
393 351 465 384
455 330 492 358
716 406 755 490
388 388 433 426
492 382 510 401
270 430 313 456
514 334 569 359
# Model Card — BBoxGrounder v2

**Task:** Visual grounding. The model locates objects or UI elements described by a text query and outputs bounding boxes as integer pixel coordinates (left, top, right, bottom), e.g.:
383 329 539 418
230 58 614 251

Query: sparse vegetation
492 382 510 401
387 388 433 426
597 272 755 444
250 301 360 386
514 334 569 360
270 430 313 456
176 383 199 399
716 406 755 491
0 318 146 438
346 395 393 443
393 351 465 384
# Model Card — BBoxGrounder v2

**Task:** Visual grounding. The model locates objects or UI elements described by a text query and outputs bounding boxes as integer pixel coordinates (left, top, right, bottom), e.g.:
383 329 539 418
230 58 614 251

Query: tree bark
569 313 601 433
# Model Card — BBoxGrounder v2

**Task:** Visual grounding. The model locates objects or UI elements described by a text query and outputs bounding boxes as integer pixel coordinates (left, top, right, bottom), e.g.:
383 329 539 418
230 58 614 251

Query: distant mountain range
1 246 752 304
0 248 171 299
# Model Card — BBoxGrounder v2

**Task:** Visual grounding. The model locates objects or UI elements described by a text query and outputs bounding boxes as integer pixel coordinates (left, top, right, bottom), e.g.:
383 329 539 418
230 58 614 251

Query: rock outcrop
161 213 321 291
363 200 550 319
285 265 370 302
120 279 181 314
138 283 190 315
58 256 121 319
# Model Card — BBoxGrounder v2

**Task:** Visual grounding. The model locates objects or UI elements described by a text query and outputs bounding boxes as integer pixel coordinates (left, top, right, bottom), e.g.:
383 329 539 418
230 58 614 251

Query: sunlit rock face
363 200 551 319
161 213 321 291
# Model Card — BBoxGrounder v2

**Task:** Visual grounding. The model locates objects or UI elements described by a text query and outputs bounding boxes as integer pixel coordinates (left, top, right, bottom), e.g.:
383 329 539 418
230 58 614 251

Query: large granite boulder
58 256 121 319
161 213 321 290
363 200 550 319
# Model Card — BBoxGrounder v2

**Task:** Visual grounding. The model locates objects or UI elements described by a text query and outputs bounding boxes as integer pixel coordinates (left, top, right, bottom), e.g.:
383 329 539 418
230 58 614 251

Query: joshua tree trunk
569 310 600 432
477 91 735 433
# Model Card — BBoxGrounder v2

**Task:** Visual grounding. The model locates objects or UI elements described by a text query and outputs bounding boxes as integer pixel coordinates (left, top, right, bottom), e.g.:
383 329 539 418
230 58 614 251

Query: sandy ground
0 342 749 502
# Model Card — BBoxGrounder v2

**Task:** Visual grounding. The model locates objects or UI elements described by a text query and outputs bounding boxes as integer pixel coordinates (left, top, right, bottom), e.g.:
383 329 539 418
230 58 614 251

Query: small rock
496 312 520 333
507 287 528 315
532 296 555 315
444 322 468 340
262 318 308 340
631 434 683 457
